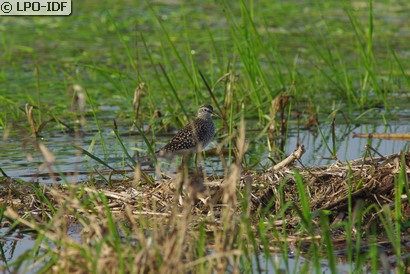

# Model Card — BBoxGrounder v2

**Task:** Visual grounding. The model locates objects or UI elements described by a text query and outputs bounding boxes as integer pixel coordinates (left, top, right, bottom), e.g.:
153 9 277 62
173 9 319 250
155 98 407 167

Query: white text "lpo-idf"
0 0 71 15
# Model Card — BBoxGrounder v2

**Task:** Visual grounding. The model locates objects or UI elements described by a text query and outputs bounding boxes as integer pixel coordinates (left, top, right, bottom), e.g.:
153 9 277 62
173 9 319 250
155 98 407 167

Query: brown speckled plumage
156 104 216 157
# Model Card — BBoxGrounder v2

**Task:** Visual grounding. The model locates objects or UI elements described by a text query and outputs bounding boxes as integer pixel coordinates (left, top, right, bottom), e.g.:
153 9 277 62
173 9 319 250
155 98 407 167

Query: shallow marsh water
1 0 410 272
0 113 408 183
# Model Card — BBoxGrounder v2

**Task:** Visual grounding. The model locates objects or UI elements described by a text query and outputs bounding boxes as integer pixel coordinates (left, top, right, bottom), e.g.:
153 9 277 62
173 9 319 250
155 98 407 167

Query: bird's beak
212 111 221 119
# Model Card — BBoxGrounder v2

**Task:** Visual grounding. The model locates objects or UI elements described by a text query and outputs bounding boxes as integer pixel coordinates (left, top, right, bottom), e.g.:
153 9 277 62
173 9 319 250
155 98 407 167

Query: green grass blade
73 145 116 171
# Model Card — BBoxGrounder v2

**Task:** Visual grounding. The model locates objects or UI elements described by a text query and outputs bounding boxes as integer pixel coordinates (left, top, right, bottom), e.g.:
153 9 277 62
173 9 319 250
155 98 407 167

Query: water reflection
249 252 394 274
0 226 83 273
0 121 408 183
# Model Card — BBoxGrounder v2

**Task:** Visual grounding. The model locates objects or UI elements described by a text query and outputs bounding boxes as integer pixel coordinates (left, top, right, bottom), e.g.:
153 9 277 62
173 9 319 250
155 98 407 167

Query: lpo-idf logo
0 0 71 15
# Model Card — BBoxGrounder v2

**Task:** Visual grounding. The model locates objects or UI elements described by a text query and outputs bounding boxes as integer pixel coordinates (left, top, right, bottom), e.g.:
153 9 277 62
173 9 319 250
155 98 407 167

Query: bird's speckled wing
159 123 199 153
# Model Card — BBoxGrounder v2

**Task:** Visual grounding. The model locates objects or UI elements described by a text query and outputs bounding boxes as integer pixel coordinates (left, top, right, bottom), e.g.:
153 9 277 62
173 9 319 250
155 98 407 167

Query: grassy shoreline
1 148 409 272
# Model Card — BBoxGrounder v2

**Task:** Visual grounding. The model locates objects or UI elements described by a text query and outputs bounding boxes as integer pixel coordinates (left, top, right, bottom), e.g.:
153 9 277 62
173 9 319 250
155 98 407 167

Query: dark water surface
0 113 408 183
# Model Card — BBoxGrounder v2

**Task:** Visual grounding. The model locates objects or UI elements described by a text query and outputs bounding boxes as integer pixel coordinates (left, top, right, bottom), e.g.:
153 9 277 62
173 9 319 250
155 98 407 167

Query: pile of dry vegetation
2 146 409 230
